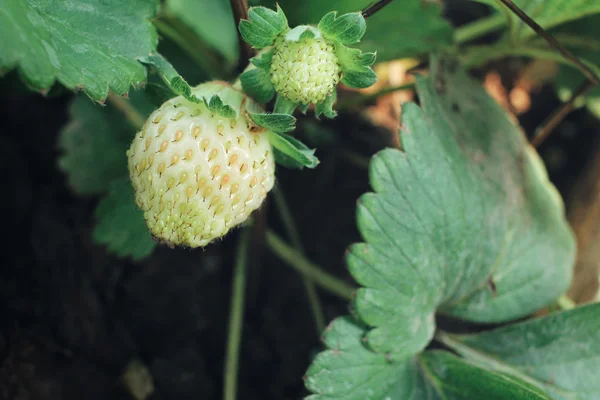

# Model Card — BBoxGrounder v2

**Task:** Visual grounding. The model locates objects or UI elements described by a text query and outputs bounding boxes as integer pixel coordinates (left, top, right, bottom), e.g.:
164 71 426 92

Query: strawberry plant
2 0 600 399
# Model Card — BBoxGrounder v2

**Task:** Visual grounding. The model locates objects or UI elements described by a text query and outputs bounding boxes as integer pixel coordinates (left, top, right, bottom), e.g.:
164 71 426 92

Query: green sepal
315 91 337 119
138 54 202 104
249 113 296 133
342 69 378 89
250 48 274 69
284 25 322 42
239 5 288 49
318 11 366 45
298 103 310 114
240 67 276 103
268 131 319 169
336 46 378 89
205 94 237 119
274 94 298 115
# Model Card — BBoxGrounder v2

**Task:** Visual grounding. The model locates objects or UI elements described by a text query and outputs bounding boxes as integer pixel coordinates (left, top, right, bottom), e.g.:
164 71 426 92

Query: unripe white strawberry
270 37 340 104
127 83 275 248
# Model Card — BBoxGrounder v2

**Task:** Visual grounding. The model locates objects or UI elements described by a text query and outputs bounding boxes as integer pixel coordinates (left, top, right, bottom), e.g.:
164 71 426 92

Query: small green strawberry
127 82 275 248
270 36 340 105
239 6 377 117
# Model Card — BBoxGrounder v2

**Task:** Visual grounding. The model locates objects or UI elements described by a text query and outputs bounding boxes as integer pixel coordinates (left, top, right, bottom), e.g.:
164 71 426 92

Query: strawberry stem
265 230 355 300
224 225 252 400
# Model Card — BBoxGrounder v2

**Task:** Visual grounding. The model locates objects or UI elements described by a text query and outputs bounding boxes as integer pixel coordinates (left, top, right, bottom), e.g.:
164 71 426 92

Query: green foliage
58 92 156 259
305 55 575 397
418 352 551 400
483 0 600 40
165 0 239 64
262 0 453 62
58 97 134 195
0 0 159 101
441 303 600 400
553 15 600 117
239 5 289 49
268 131 319 169
94 178 156 260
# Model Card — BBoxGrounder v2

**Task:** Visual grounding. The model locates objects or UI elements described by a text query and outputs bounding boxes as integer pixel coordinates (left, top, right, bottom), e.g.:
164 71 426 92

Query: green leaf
315 91 337 119
341 68 378 89
240 67 276 103
305 317 422 399
439 303 600 400
484 0 600 40
268 131 319 169
305 317 550 399
265 0 452 62
419 351 551 400
318 11 366 45
347 54 574 358
0 0 159 101
249 113 296 133
94 178 156 260
165 0 239 64
58 92 152 195
139 54 202 104
239 5 289 49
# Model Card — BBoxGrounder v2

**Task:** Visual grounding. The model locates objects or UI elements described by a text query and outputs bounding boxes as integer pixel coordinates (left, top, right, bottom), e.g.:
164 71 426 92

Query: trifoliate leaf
165 0 239 64
249 113 296 133
58 92 153 195
346 55 574 360
315 91 337 119
240 67 276 103
139 54 202 104
239 5 289 49
439 303 600 400
0 0 159 101
305 317 550 399
318 11 366 45
94 177 156 260
268 131 319 169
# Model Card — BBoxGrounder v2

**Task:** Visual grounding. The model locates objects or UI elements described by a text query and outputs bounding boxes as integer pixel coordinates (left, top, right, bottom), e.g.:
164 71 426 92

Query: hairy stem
265 230 355 301
223 227 252 400
273 187 326 335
